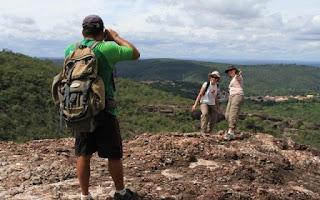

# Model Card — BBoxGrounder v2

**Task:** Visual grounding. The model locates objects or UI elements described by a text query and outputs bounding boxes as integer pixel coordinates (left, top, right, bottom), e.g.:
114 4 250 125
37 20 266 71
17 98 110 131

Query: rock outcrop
0 131 319 199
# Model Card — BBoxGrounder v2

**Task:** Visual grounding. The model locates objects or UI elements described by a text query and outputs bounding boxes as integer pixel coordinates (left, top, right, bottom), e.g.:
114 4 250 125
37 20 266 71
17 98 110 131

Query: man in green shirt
65 15 140 200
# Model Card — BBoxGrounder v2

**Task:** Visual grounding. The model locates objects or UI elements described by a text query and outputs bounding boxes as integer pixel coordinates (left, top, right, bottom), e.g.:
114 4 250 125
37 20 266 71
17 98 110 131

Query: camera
103 29 109 41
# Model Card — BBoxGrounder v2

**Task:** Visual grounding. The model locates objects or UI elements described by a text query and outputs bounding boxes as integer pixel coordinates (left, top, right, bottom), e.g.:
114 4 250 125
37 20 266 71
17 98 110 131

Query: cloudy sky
1 0 320 62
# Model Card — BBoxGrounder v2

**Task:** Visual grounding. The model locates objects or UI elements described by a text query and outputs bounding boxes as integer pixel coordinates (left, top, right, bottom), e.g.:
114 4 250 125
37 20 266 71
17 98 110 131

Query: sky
0 0 320 62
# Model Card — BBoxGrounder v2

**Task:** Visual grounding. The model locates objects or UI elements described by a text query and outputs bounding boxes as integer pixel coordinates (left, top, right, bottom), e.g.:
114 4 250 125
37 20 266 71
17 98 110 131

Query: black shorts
74 112 123 158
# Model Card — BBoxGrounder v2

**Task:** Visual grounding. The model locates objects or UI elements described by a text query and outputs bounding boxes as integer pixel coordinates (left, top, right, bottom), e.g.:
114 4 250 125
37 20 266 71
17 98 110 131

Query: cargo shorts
74 111 123 159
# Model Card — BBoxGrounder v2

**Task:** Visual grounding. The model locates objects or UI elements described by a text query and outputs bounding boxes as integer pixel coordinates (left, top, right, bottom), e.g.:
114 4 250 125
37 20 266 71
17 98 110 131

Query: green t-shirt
65 39 134 115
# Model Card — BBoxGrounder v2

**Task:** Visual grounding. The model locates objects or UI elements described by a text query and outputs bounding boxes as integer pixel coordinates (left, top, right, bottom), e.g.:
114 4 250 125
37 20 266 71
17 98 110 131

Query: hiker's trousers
225 94 244 129
200 103 218 133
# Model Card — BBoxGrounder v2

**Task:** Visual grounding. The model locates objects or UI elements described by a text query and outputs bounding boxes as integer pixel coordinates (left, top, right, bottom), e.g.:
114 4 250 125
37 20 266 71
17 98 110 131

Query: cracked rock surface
0 132 319 200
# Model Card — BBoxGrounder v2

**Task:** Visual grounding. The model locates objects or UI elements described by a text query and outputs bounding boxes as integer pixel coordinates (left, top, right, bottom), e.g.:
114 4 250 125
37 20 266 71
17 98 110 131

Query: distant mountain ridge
42 56 320 67
182 58 320 67
115 58 320 96
48 57 320 96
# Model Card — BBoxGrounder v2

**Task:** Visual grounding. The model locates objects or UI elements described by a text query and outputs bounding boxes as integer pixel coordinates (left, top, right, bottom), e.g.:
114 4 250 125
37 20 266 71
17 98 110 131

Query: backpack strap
86 41 117 92
204 81 210 94
76 41 116 93
74 41 100 50
204 81 219 94
111 68 116 91
74 42 81 50
88 41 100 49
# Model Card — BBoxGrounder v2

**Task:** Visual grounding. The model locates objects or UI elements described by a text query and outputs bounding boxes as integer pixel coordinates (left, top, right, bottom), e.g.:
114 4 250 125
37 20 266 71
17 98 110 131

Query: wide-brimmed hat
82 15 104 28
225 65 238 73
208 71 221 81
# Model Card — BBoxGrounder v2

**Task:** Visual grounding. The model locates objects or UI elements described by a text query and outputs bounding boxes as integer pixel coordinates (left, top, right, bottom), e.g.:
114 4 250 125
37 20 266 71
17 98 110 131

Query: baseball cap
82 15 104 28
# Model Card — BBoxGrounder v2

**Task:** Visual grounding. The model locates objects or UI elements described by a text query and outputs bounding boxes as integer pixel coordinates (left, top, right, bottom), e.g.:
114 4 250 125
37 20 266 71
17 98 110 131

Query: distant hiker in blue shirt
192 71 221 133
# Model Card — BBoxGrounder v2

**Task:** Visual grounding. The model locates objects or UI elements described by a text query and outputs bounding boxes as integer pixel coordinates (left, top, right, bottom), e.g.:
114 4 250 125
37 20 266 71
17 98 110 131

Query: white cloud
183 0 266 19
0 0 319 61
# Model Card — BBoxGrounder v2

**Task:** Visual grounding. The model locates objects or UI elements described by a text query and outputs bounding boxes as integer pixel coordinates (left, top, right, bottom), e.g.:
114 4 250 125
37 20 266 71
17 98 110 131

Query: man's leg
108 158 125 190
77 155 92 195
110 158 140 199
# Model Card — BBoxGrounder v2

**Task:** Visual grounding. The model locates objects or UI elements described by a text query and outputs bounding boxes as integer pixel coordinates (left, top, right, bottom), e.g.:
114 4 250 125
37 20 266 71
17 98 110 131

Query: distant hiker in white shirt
224 65 244 141
192 71 220 133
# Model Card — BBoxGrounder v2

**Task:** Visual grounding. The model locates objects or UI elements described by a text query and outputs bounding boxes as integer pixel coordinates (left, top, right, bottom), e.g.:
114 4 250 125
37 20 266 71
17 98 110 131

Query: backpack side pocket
51 73 62 106
90 77 105 115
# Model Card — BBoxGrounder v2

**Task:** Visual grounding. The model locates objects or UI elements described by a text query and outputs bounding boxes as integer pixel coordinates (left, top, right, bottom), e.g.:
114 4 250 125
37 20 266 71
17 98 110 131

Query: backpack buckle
79 44 87 49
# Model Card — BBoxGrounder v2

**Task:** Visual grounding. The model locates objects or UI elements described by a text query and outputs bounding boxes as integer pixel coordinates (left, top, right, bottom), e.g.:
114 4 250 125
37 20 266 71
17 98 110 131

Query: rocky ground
0 131 319 200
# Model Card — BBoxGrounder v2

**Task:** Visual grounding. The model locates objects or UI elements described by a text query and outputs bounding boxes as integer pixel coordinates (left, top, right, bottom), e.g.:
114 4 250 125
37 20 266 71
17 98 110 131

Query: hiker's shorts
74 112 123 159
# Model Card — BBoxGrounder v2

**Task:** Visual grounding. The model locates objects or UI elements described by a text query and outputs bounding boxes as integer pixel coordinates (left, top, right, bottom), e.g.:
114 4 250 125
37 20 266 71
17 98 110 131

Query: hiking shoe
234 129 241 135
114 189 140 200
80 193 93 200
224 130 234 141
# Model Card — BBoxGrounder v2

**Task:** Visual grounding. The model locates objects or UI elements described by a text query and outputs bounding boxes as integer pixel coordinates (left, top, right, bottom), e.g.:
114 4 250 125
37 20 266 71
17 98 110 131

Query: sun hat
225 65 237 73
208 71 221 81
82 15 104 28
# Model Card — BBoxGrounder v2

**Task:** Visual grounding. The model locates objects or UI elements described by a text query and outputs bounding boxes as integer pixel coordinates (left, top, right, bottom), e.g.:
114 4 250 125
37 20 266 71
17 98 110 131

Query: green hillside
0 51 62 141
1 51 319 149
115 79 197 139
116 59 320 96
0 51 197 142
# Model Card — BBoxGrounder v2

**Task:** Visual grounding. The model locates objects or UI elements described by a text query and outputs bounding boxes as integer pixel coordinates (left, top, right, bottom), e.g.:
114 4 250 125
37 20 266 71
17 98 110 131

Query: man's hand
105 29 119 41
105 29 140 60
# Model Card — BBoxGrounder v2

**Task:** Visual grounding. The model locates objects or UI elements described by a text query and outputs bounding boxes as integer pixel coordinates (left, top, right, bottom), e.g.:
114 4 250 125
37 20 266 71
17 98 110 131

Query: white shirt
200 82 218 105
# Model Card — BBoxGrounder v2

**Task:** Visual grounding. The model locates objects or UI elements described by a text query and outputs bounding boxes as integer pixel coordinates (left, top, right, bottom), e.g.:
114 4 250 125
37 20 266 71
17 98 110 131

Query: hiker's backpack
51 42 105 133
